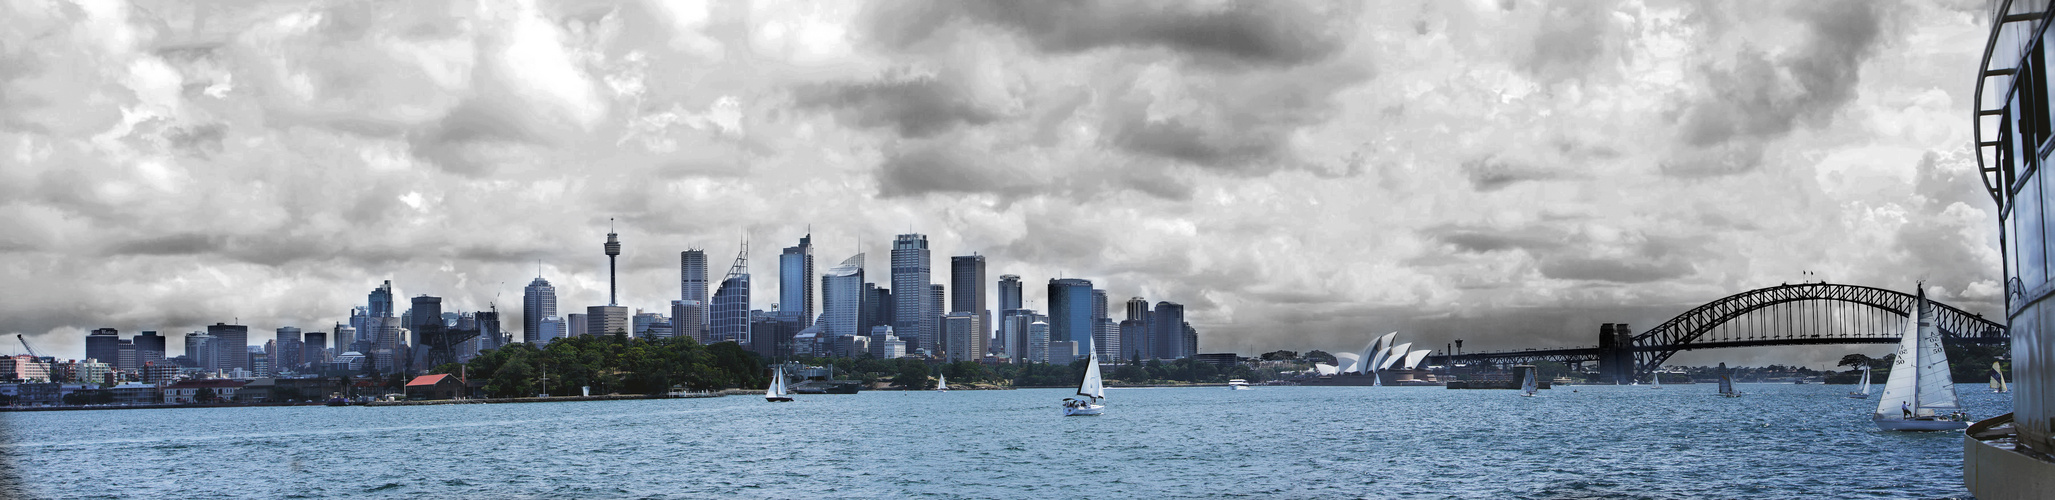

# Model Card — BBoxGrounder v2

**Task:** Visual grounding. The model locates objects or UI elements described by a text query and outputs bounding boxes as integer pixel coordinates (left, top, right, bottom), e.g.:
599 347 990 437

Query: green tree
893 362 931 389
194 387 217 403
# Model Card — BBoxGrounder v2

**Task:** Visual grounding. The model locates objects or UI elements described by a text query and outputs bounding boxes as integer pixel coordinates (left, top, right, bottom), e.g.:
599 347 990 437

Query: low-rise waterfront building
162 379 247 404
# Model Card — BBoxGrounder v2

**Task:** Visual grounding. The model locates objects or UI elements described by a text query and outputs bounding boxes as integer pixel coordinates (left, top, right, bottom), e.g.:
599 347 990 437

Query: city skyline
0 1 2008 369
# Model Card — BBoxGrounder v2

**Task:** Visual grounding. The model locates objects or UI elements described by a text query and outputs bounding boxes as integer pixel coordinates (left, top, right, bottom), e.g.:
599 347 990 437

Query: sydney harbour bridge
1425 283 2010 384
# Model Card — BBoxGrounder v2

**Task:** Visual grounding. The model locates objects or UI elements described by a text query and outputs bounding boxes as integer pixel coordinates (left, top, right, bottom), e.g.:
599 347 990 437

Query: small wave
364 482 404 492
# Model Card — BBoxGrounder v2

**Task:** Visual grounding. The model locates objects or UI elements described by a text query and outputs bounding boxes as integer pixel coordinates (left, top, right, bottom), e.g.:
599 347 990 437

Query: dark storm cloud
1427 225 1564 254
107 233 226 256
165 123 228 157
1664 0 1892 176
792 74 1002 138
1518 1 1621 82
868 0 1356 69
1461 155 1565 191
1537 255 1694 283
874 141 1029 198
407 99 554 176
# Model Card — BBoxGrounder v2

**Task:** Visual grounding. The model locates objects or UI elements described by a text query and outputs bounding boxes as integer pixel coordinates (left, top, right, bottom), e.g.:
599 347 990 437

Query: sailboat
1846 366 1871 399
1520 367 1538 397
1717 362 1741 397
1873 285 1968 431
1650 371 1663 389
765 367 793 403
937 373 949 393
1062 352 1105 416
1991 362 2008 393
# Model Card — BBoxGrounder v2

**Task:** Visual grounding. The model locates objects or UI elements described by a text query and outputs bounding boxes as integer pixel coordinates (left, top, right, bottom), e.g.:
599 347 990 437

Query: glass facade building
892 234 932 354
522 276 556 345
780 235 814 329
1969 2 2055 493
822 254 865 340
1047 278 1095 358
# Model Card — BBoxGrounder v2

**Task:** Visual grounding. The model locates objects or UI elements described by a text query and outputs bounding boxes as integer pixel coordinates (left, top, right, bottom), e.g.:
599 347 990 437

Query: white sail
1910 292 1959 411
1077 352 1105 400
767 369 786 399
1520 368 1538 396
1717 363 1735 396
1859 366 1871 395
1651 371 1662 388
1380 343 1412 371
938 373 947 391
1876 309 1920 417
1992 361 2007 392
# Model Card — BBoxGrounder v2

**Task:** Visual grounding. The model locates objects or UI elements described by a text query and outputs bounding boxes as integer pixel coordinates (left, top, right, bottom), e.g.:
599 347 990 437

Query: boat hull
1874 417 1967 431
765 397 793 403
1063 405 1104 416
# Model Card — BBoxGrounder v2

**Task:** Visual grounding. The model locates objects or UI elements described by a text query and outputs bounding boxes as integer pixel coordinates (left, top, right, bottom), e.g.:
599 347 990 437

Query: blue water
0 384 2008 499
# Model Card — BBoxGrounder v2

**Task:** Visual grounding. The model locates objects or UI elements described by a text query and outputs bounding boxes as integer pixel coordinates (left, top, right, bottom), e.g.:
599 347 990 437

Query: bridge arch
1617 283 2007 381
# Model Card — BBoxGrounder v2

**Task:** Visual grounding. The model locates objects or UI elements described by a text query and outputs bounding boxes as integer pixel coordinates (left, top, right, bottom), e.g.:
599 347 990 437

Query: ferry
1227 379 1252 390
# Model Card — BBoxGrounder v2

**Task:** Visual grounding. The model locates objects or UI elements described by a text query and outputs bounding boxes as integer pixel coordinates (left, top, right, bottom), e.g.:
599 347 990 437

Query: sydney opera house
1301 332 1437 386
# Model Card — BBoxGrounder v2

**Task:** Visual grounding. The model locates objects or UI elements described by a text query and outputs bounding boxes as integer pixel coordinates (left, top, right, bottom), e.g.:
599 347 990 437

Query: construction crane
16 334 58 382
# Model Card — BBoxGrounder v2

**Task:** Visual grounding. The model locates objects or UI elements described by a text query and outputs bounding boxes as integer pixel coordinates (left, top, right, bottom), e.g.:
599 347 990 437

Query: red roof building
405 374 463 400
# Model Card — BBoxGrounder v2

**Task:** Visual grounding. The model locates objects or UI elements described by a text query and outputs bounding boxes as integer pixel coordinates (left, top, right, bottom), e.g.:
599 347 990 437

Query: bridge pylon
1597 323 1635 384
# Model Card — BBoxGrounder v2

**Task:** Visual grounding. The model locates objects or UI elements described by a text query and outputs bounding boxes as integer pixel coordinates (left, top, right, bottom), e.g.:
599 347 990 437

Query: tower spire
605 219 621 306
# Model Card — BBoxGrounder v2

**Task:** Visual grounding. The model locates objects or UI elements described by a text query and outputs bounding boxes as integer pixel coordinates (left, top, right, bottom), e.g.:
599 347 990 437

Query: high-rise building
184 331 214 371
587 305 628 337
1095 317 1117 360
711 243 752 345
275 327 303 369
670 300 703 343
523 276 556 344
780 234 815 329
950 255 987 355
206 323 249 372
1125 297 1149 323
371 316 402 374
86 328 121 368
928 284 944 356
536 316 567 345
822 254 865 339
1028 320 1050 363
681 249 709 337
632 311 667 338
369 280 395 318
1047 278 1095 358
996 274 1023 355
1002 309 1044 364
891 234 931 355
565 313 588 338
1118 319 1147 361
943 312 983 362
1150 302 1186 360
133 330 165 367
302 331 327 366
862 284 892 336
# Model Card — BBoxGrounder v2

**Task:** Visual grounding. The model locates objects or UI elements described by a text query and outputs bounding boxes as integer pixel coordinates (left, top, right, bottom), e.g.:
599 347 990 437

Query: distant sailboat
1650 371 1663 389
1990 362 2008 393
1063 352 1105 416
765 368 793 403
1846 366 1871 399
937 373 948 393
1520 367 1538 397
1873 285 1968 431
1717 362 1741 397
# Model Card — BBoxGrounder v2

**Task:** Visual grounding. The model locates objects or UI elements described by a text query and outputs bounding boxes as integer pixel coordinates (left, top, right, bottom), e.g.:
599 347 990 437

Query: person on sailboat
1902 401 1912 419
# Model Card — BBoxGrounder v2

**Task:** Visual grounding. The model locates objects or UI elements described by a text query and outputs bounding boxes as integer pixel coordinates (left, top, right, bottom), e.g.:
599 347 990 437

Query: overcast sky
0 0 2002 368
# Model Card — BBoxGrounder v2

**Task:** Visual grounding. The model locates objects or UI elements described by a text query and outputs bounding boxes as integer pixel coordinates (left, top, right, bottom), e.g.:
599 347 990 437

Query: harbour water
0 384 2009 499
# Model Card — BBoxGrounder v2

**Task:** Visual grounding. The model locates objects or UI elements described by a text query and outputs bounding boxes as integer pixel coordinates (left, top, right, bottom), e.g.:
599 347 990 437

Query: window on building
2021 174 2046 290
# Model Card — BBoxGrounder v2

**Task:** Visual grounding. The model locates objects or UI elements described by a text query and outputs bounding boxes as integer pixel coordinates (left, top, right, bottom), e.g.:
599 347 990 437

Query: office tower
862 284 891 336
1182 322 1198 359
132 331 165 367
1050 340 1077 365
372 316 402 374
680 249 708 337
347 308 368 346
588 305 629 337
868 325 898 359
1119 319 1147 361
822 254 864 339
184 332 214 371
115 341 135 373
523 276 556 344
711 243 751 345
1047 278 1095 358
1151 301 1186 359
996 274 1023 354
409 295 443 345
474 311 504 351
604 225 621 306
86 328 120 366
670 301 702 343
536 316 567 345
206 323 249 372
565 313 588 337
632 311 667 338
1091 289 1112 359
1125 297 1149 322
944 312 982 362
275 327 303 369
928 284 944 356
369 281 395 318
1002 309 1043 364
891 234 932 354
303 331 327 366
335 323 356 352
950 255 987 353
1028 319 1050 363
780 234 815 328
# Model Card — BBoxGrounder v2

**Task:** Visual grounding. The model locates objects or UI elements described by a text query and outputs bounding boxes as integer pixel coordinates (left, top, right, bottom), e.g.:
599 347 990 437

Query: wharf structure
1969 1 2055 496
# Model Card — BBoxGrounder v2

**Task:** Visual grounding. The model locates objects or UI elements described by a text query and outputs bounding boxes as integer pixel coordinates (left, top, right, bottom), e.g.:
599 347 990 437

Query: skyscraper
891 234 931 354
86 328 120 366
680 249 708 337
780 234 815 328
862 284 891 336
301 331 326 367
206 323 248 372
132 330 165 367
1047 278 1095 358
1123 297 1150 360
369 280 395 318
670 300 702 343
1150 301 1186 360
588 305 628 337
711 243 752 345
1091 289 1114 360
950 255 987 355
523 276 556 344
604 223 622 306
184 331 214 370
928 283 944 356
943 312 982 362
822 254 865 339
996 274 1022 354
275 327 302 369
